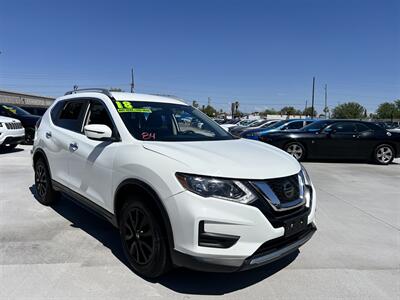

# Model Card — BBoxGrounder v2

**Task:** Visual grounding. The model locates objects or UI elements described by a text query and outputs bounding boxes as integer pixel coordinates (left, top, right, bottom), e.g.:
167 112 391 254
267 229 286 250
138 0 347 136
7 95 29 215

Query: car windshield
1 104 31 116
301 120 331 131
267 120 288 129
250 119 267 127
114 101 234 142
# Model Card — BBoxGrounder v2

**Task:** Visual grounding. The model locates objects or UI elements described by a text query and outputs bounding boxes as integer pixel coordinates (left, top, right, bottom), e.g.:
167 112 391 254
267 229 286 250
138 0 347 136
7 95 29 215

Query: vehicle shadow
0 147 25 154
29 185 299 295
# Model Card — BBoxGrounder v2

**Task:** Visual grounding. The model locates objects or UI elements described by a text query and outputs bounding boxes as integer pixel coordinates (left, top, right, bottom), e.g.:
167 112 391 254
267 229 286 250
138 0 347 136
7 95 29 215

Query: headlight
176 173 257 204
300 164 311 186
300 164 312 206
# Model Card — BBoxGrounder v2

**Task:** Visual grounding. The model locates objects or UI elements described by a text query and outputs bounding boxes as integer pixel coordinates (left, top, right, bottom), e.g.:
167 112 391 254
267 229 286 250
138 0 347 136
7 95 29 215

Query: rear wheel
374 144 394 165
119 199 170 278
285 142 306 161
34 158 58 205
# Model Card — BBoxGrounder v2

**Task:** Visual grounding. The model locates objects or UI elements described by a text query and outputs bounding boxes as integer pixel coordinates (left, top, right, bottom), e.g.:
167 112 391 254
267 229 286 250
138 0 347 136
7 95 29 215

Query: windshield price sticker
3 105 17 114
115 101 152 113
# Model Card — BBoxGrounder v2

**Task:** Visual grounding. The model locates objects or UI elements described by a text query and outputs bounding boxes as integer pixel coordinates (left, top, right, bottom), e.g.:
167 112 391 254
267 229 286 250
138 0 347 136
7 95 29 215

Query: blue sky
0 0 399 113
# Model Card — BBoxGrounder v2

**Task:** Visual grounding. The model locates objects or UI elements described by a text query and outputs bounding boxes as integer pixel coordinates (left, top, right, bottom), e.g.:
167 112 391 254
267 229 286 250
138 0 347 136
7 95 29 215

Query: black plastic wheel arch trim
114 179 175 250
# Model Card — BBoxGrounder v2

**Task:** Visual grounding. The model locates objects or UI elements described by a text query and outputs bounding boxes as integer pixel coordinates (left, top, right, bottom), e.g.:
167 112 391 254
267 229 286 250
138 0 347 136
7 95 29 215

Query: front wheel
34 158 58 205
119 200 170 278
374 144 394 165
0 144 17 151
284 142 306 161
24 127 35 145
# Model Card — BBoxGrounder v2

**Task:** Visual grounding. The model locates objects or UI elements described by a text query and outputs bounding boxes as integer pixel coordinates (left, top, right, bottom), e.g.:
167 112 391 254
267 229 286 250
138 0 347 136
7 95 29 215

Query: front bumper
0 129 26 145
171 223 316 272
165 184 317 271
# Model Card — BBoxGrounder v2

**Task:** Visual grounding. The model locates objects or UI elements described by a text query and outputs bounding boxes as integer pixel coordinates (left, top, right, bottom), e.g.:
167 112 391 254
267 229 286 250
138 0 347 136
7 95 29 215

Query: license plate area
284 215 308 237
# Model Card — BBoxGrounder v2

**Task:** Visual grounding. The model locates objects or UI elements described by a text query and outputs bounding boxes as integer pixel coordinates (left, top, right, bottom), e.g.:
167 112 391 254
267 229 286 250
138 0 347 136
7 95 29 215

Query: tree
201 105 217 117
192 100 199 108
376 101 400 119
332 102 366 119
303 107 317 117
260 108 278 116
109 87 123 92
280 106 297 116
395 99 400 110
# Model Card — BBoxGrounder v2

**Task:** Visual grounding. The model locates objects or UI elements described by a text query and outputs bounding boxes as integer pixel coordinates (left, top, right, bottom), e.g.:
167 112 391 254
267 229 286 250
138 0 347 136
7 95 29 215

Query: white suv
32 89 316 278
0 116 25 150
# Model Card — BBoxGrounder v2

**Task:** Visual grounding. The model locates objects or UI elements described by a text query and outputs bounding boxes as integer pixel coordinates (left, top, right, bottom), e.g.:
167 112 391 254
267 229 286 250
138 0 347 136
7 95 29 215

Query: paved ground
0 145 399 299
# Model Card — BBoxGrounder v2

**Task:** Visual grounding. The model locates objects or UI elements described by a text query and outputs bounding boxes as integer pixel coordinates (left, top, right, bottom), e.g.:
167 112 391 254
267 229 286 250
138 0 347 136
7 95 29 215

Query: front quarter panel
112 144 186 211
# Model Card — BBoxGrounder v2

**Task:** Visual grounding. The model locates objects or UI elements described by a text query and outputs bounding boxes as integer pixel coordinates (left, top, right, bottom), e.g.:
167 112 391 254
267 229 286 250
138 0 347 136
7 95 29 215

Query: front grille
250 174 304 212
266 174 300 204
5 122 22 130
249 173 312 228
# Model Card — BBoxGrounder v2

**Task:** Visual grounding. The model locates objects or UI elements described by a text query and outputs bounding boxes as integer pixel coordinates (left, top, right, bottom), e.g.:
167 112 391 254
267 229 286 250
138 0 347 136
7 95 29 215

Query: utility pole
311 77 315 118
323 84 329 119
130 68 135 93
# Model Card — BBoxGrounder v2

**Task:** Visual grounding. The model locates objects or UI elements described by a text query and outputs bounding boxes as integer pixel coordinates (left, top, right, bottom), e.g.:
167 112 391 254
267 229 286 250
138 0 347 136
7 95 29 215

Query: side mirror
84 124 112 141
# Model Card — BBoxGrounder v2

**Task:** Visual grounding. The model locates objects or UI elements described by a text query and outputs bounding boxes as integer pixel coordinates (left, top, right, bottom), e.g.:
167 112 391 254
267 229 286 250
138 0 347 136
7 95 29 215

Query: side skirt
52 180 118 227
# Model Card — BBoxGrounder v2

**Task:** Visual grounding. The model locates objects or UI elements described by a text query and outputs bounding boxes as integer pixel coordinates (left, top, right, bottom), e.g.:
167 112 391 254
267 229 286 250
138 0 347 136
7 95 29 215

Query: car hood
143 139 300 179
0 116 20 123
18 114 40 123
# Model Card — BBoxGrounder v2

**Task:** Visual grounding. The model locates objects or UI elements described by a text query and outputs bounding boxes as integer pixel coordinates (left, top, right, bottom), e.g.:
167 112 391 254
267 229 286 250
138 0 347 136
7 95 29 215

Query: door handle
69 142 78 152
45 131 52 139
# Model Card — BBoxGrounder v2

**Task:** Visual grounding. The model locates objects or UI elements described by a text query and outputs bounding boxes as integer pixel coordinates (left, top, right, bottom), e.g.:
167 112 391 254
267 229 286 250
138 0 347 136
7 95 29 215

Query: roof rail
64 88 115 99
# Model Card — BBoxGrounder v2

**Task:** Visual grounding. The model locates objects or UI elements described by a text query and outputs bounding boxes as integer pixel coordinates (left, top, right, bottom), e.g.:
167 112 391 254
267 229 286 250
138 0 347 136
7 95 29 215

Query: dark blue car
241 119 316 140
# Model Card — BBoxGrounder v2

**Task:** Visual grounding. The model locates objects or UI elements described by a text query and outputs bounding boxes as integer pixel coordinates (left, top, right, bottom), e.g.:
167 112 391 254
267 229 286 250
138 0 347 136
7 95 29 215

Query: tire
284 142 306 161
0 144 17 150
119 199 170 278
374 144 395 165
24 127 35 145
34 158 58 205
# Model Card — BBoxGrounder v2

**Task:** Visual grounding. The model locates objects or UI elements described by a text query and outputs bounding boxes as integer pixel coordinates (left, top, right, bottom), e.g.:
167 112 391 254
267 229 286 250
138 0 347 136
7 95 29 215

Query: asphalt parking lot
0 145 399 299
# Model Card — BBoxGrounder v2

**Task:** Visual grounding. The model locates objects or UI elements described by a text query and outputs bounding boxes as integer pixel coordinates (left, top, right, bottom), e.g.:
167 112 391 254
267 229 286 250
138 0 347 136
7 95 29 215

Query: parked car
389 126 400 133
230 119 278 137
242 119 315 139
259 120 400 165
32 88 317 278
0 116 25 150
220 119 258 131
0 104 40 144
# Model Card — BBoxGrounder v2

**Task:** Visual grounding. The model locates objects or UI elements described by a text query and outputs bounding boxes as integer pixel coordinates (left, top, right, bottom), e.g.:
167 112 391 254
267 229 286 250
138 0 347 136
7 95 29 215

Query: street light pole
311 77 315 119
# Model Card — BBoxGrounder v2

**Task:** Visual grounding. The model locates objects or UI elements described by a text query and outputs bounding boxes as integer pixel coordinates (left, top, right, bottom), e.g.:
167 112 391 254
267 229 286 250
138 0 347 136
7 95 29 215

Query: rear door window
286 121 304 129
356 123 371 132
54 100 87 133
330 122 357 133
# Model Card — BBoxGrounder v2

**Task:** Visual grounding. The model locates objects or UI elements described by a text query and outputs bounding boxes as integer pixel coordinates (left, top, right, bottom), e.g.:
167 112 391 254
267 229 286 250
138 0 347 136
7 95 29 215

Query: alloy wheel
286 144 304 160
376 146 393 164
35 164 47 198
123 207 155 265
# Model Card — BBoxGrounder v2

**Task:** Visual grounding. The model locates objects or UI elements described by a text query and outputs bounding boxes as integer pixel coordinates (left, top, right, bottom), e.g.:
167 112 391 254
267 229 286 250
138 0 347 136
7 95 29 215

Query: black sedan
0 104 40 144
259 120 400 165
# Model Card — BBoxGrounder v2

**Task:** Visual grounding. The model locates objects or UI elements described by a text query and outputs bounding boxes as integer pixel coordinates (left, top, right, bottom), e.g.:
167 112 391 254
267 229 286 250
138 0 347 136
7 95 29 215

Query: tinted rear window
53 100 87 133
